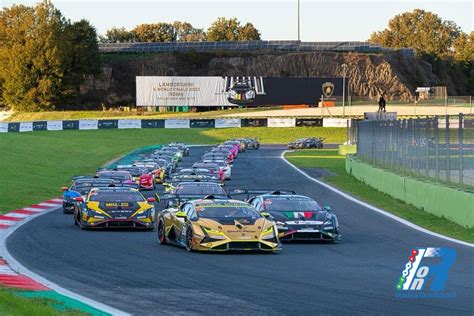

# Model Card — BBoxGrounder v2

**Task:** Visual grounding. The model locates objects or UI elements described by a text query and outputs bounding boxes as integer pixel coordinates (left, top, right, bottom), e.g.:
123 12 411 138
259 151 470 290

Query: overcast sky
2 0 472 41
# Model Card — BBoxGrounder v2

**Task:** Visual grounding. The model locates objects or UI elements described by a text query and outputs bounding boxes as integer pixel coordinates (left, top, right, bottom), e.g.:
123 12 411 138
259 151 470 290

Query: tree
0 1 100 111
207 18 260 41
132 23 176 42
0 1 66 111
172 21 206 42
369 9 461 58
452 32 474 63
238 22 261 41
100 27 134 43
63 20 101 102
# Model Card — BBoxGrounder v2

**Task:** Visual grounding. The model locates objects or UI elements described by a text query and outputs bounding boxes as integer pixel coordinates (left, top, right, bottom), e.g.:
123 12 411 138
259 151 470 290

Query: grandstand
98 40 414 57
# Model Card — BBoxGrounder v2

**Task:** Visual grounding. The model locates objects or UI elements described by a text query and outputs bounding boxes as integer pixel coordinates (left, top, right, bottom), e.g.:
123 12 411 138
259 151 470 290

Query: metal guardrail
98 40 414 56
356 114 474 188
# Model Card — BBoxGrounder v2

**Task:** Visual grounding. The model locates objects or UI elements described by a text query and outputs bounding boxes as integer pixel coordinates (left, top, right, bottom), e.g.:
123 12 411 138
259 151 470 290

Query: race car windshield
72 181 113 195
89 191 144 202
196 205 260 219
175 184 225 195
263 198 322 211
97 172 131 180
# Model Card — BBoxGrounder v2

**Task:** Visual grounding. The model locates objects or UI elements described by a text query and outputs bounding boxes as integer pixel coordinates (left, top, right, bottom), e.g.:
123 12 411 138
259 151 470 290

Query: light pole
297 0 300 41
341 63 348 117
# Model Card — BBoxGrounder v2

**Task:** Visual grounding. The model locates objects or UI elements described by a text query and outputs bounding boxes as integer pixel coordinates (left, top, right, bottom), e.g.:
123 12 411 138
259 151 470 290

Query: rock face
79 51 463 106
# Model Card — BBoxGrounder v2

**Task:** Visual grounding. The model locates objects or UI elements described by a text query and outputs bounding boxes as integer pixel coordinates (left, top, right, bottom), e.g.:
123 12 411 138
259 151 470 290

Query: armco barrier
345 156 474 228
0 118 350 133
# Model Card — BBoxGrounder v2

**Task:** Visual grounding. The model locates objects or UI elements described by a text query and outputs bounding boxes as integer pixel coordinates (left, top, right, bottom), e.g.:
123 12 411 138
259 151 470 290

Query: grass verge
0 127 345 213
285 149 474 243
5 107 278 122
0 288 87 316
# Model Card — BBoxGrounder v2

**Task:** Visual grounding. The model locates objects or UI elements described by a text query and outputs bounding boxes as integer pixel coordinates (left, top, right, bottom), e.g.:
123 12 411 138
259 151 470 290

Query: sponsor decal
141 119 165 128
165 119 190 129
322 82 335 98
295 118 323 127
396 248 456 299
47 120 63 131
19 122 33 132
33 121 48 131
98 120 118 129
190 119 215 128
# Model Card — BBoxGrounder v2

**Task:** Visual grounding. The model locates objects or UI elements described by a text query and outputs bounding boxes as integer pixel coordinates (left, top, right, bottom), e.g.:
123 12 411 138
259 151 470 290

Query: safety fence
356 114 474 188
0 117 350 133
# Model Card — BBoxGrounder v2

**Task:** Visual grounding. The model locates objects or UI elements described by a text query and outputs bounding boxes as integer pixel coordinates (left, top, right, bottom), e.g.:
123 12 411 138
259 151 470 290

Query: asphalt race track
7 146 474 315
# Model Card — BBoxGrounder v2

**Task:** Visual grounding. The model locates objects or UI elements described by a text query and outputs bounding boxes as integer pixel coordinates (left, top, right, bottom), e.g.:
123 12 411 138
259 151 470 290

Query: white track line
0 207 130 316
0 220 17 226
280 150 473 248
38 203 61 207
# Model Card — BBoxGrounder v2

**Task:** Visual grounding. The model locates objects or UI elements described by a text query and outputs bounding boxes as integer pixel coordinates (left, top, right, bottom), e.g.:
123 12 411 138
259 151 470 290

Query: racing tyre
157 220 167 244
185 226 194 252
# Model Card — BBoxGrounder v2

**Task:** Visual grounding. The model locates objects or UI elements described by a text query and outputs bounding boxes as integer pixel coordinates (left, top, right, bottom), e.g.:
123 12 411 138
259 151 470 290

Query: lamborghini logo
322 82 335 98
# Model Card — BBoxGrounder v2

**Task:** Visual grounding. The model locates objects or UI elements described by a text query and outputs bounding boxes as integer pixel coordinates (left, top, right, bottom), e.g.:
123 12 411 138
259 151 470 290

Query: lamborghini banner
136 76 344 107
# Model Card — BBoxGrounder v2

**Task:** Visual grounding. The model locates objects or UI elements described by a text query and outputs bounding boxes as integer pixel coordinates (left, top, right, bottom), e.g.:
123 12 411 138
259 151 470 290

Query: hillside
78 51 469 106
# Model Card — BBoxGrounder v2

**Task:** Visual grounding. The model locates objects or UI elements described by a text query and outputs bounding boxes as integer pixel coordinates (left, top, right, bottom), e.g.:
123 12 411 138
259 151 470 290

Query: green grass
0 127 345 213
285 149 474 243
5 107 278 122
0 288 87 316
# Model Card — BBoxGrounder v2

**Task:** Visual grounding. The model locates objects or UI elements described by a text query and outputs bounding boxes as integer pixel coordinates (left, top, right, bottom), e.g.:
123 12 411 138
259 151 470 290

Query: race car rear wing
229 189 297 200
93 183 140 190
72 175 99 180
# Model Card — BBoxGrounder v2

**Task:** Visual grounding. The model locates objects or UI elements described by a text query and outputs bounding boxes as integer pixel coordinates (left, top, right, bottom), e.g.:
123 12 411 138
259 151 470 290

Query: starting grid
0 117 350 133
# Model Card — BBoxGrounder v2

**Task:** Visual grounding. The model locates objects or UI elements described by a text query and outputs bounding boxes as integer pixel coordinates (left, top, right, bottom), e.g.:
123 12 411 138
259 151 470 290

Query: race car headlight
201 226 226 239
229 90 237 98
323 219 335 230
246 90 256 98
261 226 275 238
275 221 288 230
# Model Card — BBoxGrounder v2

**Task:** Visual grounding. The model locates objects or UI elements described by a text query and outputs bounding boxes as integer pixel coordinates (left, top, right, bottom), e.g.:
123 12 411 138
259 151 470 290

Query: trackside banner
1 118 351 133
136 76 344 107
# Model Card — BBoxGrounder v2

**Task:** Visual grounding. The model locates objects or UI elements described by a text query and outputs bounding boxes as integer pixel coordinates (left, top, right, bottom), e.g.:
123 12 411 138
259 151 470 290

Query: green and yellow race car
157 197 281 252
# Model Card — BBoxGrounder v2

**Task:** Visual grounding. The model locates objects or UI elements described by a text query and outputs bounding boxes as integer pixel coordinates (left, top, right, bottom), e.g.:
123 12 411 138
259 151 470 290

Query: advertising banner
164 119 190 129
241 118 267 127
79 120 98 130
296 118 323 127
47 121 63 131
215 118 241 128
63 120 79 130
141 119 165 128
0 122 9 133
98 120 118 129
19 122 33 132
118 119 142 129
190 119 215 128
8 123 20 132
137 76 344 107
268 118 296 127
33 121 48 131
323 118 350 127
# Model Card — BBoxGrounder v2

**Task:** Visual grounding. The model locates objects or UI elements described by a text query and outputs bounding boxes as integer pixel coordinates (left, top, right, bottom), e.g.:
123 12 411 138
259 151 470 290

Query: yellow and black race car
73 187 156 229
157 197 281 252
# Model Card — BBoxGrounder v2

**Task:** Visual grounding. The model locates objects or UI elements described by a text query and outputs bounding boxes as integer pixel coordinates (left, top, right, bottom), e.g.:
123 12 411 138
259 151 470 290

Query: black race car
246 191 341 242
227 82 256 105
287 137 324 149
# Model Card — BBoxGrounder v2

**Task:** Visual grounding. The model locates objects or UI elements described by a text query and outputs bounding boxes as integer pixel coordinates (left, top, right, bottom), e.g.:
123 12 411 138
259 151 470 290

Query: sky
2 0 472 41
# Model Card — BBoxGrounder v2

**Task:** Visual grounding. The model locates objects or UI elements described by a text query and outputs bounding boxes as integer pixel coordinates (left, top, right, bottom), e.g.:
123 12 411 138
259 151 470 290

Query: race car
157 197 281 252
73 187 156 229
133 161 167 183
224 140 245 153
116 166 155 190
61 178 115 213
95 170 135 184
227 82 256 105
287 137 324 149
168 142 189 156
193 161 231 180
247 191 340 241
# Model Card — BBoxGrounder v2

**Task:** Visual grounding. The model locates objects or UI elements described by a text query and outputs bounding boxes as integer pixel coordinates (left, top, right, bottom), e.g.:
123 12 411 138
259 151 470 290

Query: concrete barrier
345 156 474 228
